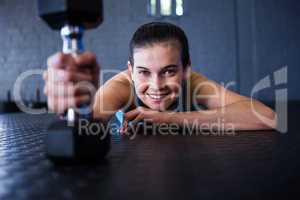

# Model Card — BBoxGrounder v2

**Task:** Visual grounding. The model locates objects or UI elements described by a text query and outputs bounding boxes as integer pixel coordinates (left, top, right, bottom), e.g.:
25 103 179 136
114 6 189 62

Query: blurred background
0 0 299 112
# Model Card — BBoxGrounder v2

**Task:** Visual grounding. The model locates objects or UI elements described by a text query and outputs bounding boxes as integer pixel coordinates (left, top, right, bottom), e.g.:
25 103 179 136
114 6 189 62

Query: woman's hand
118 107 162 134
125 106 161 124
43 52 100 114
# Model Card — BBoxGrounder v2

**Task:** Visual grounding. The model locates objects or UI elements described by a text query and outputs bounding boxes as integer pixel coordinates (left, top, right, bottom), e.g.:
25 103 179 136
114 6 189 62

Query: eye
138 70 150 76
163 69 177 76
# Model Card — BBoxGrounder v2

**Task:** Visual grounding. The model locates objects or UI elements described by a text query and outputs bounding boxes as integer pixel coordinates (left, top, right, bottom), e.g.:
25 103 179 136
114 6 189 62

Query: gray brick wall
0 0 299 102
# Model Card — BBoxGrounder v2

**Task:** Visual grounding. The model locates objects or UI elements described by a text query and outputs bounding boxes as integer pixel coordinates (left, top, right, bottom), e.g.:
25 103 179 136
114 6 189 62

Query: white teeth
147 94 167 100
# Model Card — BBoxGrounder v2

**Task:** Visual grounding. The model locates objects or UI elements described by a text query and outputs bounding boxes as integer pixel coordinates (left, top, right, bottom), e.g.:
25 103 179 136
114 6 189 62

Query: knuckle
43 85 48 96
67 83 75 94
48 84 56 96
47 97 56 111
47 53 60 67
138 107 145 113
46 56 53 68
56 52 67 63
83 51 96 61
64 71 74 82
87 52 97 62
140 113 145 118
62 84 74 96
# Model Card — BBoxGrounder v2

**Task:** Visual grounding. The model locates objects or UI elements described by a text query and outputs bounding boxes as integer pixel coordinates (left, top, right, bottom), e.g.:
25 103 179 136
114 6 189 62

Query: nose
149 74 165 91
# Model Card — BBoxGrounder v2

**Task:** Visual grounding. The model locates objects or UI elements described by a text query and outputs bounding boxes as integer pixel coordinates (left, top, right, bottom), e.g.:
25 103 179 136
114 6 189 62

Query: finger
130 113 145 126
48 94 91 114
47 96 68 114
75 52 100 84
47 68 63 82
45 82 93 98
48 68 93 83
47 52 75 70
75 51 99 70
124 108 140 121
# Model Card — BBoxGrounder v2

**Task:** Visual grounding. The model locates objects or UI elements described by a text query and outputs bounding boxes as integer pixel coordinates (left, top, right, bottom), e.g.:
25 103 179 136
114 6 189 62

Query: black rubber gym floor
0 113 299 200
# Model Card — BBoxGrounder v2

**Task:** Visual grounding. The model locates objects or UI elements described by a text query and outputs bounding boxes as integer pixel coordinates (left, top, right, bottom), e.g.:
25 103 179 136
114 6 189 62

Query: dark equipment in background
37 0 110 163
0 89 46 114
0 91 20 113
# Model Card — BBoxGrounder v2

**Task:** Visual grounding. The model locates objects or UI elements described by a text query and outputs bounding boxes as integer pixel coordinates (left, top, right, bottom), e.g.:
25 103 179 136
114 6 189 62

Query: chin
146 101 173 111
141 100 159 110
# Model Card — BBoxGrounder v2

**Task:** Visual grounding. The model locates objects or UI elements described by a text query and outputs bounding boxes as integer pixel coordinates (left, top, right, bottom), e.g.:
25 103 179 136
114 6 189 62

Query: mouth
146 93 169 101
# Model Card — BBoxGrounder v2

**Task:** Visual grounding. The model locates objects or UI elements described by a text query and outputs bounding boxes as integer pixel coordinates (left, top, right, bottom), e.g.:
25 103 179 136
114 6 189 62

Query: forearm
162 100 276 131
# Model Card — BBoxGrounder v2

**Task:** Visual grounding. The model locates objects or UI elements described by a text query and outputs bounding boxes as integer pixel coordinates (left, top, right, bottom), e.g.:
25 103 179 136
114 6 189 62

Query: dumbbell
38 0 110 163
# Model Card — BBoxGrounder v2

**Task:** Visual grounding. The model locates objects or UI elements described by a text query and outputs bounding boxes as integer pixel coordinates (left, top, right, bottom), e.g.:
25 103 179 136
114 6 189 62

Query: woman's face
129 42 188 111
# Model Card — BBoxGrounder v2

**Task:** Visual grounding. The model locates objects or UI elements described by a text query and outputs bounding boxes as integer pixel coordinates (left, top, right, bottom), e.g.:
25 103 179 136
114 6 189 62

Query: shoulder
93 70 134 119
189 70 208 83
104 69 132 87
188 70 209 92
97 69 133 99
95 69 133 101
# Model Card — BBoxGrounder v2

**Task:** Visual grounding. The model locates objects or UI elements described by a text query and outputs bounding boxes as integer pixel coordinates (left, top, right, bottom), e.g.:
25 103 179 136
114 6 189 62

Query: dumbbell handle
61 25 84 54
60 25 90 124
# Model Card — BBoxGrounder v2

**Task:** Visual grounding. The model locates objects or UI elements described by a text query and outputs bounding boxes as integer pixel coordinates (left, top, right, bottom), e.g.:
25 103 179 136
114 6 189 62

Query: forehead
133 42 181 68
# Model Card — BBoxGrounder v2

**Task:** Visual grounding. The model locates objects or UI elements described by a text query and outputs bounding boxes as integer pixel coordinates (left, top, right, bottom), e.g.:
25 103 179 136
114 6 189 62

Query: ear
127 61 133 74
127 61 134 81
183 65 191 81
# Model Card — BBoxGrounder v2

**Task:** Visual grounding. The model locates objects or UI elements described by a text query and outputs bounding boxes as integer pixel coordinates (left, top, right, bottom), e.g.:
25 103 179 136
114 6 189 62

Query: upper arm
93 71 132 121
190 72 249 109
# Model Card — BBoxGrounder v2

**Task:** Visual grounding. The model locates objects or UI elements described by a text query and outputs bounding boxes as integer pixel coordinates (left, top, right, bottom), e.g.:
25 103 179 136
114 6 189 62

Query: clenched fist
43 52 100 114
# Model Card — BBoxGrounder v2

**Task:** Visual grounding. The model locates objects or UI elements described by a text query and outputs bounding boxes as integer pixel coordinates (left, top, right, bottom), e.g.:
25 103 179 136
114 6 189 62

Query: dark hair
129 22 191 68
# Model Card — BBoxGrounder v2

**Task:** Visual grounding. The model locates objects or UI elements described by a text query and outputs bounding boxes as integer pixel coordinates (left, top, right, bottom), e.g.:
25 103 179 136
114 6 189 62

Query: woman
44 22 276 132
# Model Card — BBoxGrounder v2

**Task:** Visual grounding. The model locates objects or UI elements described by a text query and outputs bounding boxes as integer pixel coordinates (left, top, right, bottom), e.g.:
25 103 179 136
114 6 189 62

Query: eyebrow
135 64 179 71
136 66 150 70
163 65 179 70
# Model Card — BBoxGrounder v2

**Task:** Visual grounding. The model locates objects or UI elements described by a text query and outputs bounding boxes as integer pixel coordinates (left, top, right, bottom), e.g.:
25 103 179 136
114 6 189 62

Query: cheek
165 77 182 93
134 79 149 94
132 74 147 93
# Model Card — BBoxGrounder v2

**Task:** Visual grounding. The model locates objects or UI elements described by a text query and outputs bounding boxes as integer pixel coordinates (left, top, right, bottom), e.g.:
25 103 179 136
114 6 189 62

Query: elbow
247 100 277 130
255 108 277 130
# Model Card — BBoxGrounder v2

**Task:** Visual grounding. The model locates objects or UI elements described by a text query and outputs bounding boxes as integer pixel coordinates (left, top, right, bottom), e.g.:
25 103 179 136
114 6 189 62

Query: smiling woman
91 22 276 131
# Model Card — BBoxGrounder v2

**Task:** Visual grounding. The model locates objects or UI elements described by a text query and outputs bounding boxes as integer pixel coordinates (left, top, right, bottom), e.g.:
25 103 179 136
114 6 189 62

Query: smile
146 93 168 100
